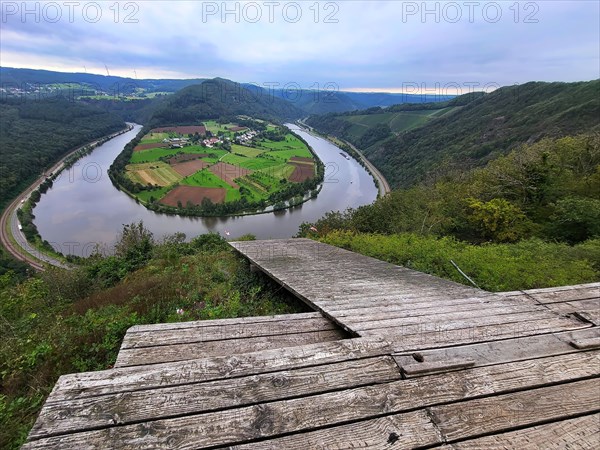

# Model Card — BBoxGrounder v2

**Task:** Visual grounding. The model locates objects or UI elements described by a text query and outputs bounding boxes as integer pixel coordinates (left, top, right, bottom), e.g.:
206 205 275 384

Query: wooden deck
23 238 600 449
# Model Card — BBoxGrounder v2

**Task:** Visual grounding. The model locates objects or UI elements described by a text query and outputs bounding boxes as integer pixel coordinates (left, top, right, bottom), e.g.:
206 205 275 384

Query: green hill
149 78 304 126
367 81 600 188
307 82 600 189
305 94 471 150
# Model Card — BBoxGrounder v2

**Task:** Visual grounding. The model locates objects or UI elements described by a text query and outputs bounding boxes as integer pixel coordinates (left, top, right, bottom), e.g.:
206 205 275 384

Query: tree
114 221 155 269
550 197 600 243
467 198 529 242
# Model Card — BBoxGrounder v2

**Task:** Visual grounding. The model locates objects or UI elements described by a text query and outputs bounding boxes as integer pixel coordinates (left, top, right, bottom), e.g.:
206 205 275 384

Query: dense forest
0 98 125 210
307 81 600 188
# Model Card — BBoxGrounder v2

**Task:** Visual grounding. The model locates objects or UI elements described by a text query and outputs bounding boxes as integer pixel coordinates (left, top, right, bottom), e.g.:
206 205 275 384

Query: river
33 123 378 257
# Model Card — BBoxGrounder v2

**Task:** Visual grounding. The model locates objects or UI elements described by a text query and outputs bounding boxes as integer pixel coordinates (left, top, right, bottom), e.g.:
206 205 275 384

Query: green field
130 146 209 163
256 134 308 151
221 153 282 170
136 186 170 202
125 162 183 186
259 163 296 180
231 144 265 157
140 132 169 143
204 120 239 135
268 148 313 161
342 107 458 142
181 169 241 201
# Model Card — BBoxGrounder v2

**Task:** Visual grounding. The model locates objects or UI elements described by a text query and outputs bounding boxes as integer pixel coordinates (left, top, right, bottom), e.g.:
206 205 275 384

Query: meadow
125 162 182 186
130 146 210 164
182 170 241 202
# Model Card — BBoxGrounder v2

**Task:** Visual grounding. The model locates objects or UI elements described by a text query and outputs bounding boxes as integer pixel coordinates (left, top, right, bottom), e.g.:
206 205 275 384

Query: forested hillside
372 81 600 187
147 78 305 126
80 96 163 124
305 92 482 151
308 81 600 188
0 98 125 210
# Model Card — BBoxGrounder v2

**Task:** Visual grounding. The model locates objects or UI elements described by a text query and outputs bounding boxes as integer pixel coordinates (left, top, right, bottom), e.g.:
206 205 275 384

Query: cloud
1 1 598 89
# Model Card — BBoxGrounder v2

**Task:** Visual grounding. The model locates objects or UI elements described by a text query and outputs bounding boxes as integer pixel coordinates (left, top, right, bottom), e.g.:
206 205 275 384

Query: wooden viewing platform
23 239 600 448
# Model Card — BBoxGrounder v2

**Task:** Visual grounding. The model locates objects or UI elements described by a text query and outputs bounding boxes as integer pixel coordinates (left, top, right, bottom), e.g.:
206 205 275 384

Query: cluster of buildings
235 129 259 145
203 137 223 148
162 137 190 149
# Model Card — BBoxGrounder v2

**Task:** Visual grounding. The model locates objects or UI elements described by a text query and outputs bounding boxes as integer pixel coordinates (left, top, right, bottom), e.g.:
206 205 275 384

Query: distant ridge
1 67 453 115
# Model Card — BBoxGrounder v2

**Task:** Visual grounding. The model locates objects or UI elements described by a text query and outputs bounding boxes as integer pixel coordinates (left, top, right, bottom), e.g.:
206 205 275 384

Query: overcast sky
1 1 598 93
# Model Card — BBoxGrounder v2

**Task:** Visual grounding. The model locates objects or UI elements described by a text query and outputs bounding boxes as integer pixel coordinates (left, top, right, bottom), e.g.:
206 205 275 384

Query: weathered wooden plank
498 282 600 297
121 316 338 349
344 306 549 331
429 378 600 442
127 312 322 333
24 351 600 449
231 239 484 300
49 338 392 402
531 287 599 304
352 309 558 333
311 286 490 306
224 410 442 449
543 298 600 314
323 294 526 316
575 310 600 326
400 359 475 376
449 413 600 449
372 316 590 351
114 329 347 367
570 337 600 350
394 327 600 376
318 289 497 305
30 356 402 439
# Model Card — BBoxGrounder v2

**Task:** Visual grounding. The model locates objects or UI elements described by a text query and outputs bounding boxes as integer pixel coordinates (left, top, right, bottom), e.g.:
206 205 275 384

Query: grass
221 154 281 170
236 178 270 202
267 149 313 161
125 162 183 187
181 170 241 201
256 134 308 152
140 132 169 143
136 186 171 202
316 231 600 292
130 146 208 164
182 169 231 189
204 120 238 135
258 163 296 181
231 144 265 158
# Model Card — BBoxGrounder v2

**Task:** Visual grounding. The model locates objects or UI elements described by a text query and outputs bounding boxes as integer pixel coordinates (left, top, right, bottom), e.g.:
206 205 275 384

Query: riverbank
0 124 134 271
296 119 391 197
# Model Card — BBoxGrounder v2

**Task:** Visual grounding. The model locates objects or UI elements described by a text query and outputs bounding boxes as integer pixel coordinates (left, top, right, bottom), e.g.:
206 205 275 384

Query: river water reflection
34 123 378 256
